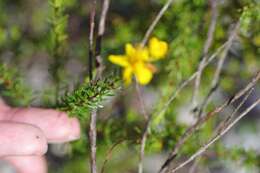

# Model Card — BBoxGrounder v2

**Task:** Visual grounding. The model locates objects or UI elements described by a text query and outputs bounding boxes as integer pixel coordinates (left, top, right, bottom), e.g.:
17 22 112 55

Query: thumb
2 156 47 173
0 121 48 157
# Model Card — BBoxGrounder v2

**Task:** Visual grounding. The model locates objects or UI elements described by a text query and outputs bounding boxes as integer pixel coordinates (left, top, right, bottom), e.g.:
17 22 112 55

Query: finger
0 100 10 118
2 108 80 143
3 156 47 173
0 121 47 157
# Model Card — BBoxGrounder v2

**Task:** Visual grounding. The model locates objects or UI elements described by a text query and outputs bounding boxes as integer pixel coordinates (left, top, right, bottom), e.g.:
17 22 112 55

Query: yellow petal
125 43 136 57
137 46 149 61
148 37 168 60
108 55 129 67
134 62 153 85
126 44 149 62
123 67 133 85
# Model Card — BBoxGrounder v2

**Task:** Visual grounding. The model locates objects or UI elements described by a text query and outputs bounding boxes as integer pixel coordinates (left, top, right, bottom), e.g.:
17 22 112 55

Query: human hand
0 100 81 173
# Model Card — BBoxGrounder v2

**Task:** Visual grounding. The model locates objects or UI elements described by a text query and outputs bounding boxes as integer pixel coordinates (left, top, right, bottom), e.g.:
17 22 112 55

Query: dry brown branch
169 97 260 173
192 0 219 110
141 0 175 46
159 71 260 173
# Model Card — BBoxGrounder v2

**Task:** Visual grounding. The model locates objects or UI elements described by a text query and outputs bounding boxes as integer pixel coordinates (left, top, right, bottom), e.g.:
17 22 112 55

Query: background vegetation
0 0 259 172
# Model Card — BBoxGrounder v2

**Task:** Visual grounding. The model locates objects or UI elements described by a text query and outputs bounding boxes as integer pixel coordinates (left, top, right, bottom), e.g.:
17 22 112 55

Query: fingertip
68 117 81 141
3 107 81 143
47 112 73 143
0 122 48 157
48 116 81 143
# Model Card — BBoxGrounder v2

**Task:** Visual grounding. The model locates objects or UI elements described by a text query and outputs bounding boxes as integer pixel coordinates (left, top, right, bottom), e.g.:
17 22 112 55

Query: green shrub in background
0 0 260 172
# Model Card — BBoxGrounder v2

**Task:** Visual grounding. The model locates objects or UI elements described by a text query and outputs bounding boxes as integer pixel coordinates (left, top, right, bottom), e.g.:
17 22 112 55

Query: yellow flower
109 44 152 85
148 37 168 61
109 37 168 85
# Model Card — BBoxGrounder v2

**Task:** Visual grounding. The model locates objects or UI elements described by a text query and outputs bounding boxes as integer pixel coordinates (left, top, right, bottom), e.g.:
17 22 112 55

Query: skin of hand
0 100 81 173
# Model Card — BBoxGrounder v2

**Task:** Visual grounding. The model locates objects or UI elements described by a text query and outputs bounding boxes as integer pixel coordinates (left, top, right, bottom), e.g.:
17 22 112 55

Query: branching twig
89 1 110 172
88 0 96 80
215 88 254 134
88 1 97 173
192 0 219 110
156 41 228 123
202 0 219 56
141 0 175 46
159 71 260 173
95 0 110 79
187 88 253 173
169 98 260 173
197 22 240 117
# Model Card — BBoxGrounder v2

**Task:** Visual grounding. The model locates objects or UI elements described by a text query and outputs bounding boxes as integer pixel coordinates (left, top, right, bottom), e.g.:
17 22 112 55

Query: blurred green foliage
0 0 259 172
0 64 32 106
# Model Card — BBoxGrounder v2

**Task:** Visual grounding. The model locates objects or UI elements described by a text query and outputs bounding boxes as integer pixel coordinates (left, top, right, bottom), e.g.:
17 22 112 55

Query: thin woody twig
98 0 110 36
197 22 240 117
95 0 110 79
139 119 151 173
101 139 125 173
88 1 97 173
88 0 96 80
209 22 239 96
202 0 219 56
188 157 201 173
141 0 175 47
159 71 260 173
189 3 219 164
215 88 254 134
187 88 253 173
155 45 228 171
135 82 151 173
89 110 97 173
136 83 149 120
156 41 228 123
169 98 260 173
89 1 110 173
192 0 219 110
145 8 238 123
